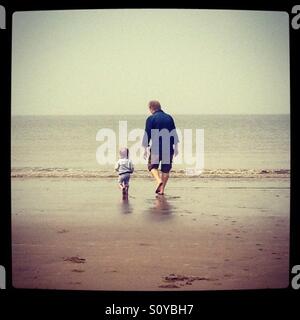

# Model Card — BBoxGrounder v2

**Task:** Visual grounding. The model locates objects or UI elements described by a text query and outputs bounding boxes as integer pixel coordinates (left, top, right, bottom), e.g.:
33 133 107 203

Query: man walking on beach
142 100 179 195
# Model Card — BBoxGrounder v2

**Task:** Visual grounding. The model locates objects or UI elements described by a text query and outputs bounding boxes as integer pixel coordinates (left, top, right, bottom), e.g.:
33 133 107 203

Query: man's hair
149 100 161 111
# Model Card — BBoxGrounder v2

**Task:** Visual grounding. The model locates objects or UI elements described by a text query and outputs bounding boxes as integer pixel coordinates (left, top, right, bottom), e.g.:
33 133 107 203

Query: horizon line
11 113 290 116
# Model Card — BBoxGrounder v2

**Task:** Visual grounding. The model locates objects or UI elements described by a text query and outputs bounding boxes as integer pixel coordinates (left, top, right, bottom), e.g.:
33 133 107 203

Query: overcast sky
12 9 290 115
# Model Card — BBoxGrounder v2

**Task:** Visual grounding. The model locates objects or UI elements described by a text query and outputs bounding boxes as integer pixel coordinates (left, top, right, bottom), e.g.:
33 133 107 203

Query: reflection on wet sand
119 195 133 214
146 195 175 220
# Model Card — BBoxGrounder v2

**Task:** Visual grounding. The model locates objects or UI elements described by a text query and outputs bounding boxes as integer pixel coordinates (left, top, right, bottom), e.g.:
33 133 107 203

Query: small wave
11 167 290 179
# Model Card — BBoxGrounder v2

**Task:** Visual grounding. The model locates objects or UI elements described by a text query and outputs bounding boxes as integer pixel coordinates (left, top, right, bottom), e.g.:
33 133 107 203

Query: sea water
11 114 290 177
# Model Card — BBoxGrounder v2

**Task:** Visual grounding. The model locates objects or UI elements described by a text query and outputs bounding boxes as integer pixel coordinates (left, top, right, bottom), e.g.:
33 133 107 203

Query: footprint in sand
72 269 85 273
58 229 69 234
64 256 86 263
159 284 180 289
160 274 216 289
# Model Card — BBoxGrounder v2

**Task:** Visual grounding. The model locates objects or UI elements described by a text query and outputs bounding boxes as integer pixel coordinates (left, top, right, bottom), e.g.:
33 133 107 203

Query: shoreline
11 168 291 179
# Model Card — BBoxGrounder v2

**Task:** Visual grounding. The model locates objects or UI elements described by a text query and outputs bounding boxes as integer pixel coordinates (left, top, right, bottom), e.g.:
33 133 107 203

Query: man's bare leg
160 172 169 194
150 168 163 192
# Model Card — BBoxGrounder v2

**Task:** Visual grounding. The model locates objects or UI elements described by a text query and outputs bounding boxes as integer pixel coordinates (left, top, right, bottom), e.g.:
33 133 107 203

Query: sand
11 176 290 291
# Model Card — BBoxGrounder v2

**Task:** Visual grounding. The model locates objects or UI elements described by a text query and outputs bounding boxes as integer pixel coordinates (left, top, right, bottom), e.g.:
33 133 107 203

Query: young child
114 147 134 195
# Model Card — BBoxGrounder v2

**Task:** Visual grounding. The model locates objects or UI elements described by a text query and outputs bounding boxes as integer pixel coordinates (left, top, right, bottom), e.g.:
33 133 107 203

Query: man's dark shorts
148 150 174 173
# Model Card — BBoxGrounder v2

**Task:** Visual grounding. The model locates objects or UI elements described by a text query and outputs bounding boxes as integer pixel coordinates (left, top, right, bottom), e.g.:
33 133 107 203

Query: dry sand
11 176 290 290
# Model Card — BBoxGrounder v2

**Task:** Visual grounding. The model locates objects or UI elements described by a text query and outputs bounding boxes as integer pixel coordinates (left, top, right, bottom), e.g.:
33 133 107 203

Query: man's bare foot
155 181 163 194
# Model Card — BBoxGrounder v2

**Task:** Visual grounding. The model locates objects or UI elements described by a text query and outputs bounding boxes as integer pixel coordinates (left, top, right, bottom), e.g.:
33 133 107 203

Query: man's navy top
142 109 179 154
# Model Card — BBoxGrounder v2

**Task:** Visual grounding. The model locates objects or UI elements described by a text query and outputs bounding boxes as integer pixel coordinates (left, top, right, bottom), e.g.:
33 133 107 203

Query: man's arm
142 116 152 159
173 143 179 157
171 117 179 157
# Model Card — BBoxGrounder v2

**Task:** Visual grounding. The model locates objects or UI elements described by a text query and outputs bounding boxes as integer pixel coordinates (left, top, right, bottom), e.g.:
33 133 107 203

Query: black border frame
1 1 299 315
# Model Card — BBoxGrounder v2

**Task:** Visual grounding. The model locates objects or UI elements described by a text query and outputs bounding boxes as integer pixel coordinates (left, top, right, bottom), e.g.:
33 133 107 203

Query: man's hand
143 147 148 160
174 144 179 157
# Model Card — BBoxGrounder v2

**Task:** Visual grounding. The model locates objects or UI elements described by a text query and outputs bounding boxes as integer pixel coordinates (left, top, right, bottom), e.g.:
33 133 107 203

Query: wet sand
12 176 290 290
